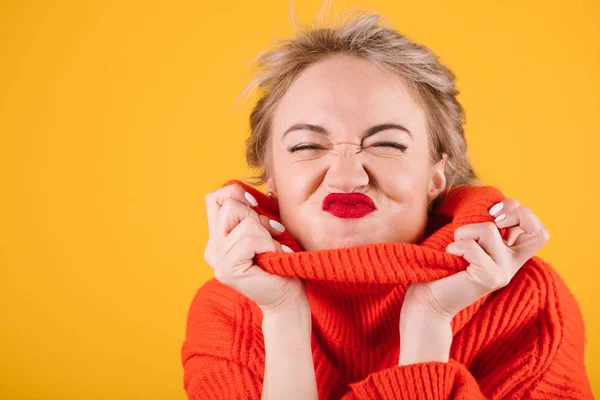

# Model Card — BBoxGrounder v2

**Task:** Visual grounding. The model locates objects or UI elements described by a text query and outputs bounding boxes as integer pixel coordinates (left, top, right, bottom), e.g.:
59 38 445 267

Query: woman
181 10 593 400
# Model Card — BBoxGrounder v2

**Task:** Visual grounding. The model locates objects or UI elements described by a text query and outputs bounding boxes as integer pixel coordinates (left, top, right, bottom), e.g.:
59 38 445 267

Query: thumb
425 269 492 318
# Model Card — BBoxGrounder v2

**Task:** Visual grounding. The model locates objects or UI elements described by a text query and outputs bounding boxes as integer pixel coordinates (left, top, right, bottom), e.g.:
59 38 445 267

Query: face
266 54 446 251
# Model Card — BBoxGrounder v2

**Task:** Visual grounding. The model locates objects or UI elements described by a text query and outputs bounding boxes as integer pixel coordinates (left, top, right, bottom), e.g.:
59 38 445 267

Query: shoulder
482 255 587 368
520 256 587 352
181 278 262 364
492 259 592 396
516 256 585 329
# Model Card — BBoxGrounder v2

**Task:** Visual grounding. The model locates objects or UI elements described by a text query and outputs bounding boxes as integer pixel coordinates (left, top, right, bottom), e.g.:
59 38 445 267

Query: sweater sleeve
342 264 594 400
343 353 593 400
181 279 264 399
343 356 593 399
344 360 483 399
183 354 262 399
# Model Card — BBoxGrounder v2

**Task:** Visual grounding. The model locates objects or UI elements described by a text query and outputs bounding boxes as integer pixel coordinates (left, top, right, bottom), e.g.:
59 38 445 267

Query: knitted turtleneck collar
223 179 507 286
222 179 511 347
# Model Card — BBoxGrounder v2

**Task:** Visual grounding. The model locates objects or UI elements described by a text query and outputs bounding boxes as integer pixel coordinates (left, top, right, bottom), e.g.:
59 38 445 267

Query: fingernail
244 191 258 207
281 245 294 253
494 213 506 222
269 219 285 232
489 202 504 216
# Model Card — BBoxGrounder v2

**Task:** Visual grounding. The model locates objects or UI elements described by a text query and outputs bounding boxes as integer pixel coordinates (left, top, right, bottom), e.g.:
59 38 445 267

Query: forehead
272 55 426 135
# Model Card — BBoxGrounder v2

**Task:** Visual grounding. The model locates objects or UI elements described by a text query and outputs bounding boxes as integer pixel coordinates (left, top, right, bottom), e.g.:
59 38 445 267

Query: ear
427 153 447 202
266 176 276 196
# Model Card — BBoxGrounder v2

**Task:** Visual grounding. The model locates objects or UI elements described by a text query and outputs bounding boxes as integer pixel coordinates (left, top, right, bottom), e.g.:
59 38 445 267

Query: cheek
372 159 431 209
274 163 319 205
278 157 324 187
372 159 419 191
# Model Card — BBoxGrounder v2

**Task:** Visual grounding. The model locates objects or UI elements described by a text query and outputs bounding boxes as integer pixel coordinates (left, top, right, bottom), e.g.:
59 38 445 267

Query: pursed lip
322 193 376 211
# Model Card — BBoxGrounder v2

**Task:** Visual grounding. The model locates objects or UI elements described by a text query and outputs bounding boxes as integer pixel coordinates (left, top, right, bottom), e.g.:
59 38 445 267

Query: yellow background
1 0 598 398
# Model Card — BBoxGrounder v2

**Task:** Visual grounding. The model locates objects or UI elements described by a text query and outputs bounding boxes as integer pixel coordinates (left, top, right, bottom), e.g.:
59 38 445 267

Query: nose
324 142 369 193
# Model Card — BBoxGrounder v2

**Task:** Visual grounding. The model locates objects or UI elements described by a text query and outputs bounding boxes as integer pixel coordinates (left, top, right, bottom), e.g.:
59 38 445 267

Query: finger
488 198 520 218
453 222 506 264
216 217 274 262
489 198 524 246
504 227 525 247
432 239 507 317
445 239 495 270
214 198 261 239
205 183 259 238
426 268 497 317
493 205 550 265
261 214 286 236
215 198 286 240
220 235 285 278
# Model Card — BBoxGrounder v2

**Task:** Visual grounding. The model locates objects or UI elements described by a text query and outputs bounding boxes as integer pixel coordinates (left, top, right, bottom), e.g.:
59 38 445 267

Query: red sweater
181 179 593 399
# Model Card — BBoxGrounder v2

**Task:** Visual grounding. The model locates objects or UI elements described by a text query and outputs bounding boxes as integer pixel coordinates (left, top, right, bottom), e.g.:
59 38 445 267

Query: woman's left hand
398 198 551 365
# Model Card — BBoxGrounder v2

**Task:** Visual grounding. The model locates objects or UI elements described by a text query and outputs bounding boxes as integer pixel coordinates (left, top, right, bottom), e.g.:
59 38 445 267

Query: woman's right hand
203 183 308 313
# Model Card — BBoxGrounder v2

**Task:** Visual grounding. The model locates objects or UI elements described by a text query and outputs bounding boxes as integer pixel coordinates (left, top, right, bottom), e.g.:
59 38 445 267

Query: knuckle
542 229 551 242
225 184 246 201
246 207 259 220
517 205 533 220
258 214 269 227
496 272 511 288
240 234 257 249
518 204 530 213
203 248 211 264
229 183 244 196
240 216 259 230
482 222 498 237
242 217 266 235
489 269 511 288
213 268 226 283
504 198 521 209
221 198 239 214
203 241 215 265
453 227 465 242
205 251 218 266
465 239 478 249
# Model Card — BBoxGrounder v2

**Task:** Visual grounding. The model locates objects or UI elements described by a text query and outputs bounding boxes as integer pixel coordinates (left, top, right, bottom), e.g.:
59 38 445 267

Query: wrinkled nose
324 142 369 192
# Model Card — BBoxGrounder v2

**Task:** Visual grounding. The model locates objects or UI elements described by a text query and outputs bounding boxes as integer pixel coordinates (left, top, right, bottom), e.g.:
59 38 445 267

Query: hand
399 198 550 365
203 183 307 313
406 198 550 319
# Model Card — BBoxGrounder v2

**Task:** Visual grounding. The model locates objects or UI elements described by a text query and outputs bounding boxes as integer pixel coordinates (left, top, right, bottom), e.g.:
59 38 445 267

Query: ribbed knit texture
181 179 593 399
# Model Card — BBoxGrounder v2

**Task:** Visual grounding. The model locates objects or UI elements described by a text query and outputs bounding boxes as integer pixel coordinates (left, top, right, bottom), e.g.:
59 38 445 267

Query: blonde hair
237 4 481 214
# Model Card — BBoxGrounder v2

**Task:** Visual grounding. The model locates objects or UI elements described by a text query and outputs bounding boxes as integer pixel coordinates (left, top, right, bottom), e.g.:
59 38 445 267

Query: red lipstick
322 193 376 219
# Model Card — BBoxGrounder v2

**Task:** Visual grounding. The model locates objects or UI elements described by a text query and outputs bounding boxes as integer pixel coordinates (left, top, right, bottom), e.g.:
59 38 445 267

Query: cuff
347 359 483 400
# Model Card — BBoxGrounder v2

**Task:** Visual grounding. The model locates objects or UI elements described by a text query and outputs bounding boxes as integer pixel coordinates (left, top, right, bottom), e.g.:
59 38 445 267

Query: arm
261 297 318 400
397 295 452 366
183 354 263 399
182 280 318 400
181 281 264 399
182 300 317 400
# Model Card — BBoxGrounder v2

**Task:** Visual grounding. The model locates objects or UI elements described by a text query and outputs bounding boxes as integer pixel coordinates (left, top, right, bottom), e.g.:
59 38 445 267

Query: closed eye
288 143 407 152
371 142 407 151
288 145 323 152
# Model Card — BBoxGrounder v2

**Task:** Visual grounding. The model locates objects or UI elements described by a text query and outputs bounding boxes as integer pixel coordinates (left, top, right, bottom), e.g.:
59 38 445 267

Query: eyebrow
281 123 413 141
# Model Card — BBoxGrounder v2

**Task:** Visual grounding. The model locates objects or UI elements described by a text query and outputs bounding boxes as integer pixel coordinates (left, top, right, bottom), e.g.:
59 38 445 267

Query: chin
317 235 378 250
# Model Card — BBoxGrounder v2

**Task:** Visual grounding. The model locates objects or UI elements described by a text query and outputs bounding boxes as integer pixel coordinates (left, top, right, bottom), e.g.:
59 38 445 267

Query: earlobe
265 177 277 198
428 153 447 199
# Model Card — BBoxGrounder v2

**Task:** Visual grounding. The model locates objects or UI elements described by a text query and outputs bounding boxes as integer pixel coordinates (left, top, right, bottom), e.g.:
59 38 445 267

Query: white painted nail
489 202 504 216
494 213 506 222
269 219 285 232
244 191 258 207
281 245 294 253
